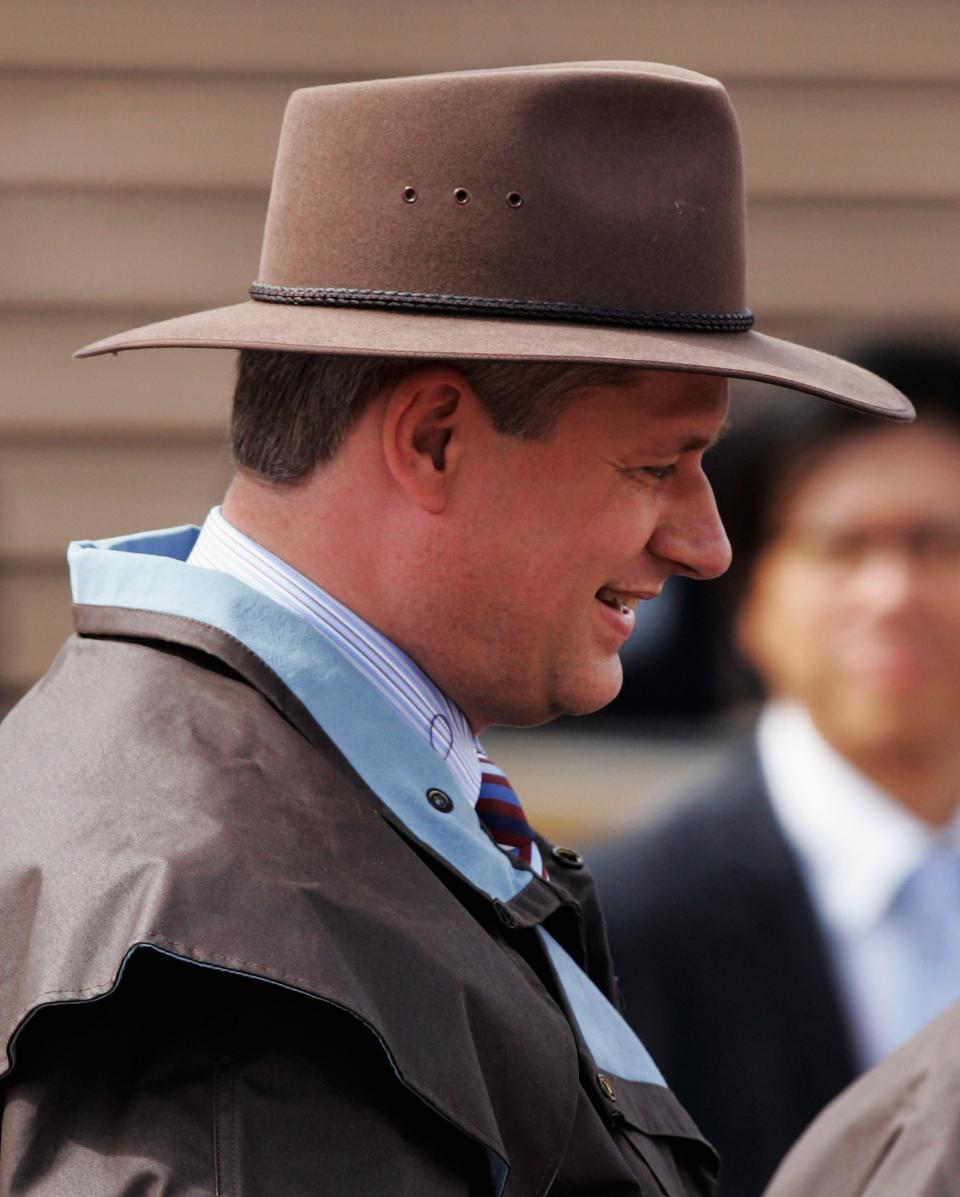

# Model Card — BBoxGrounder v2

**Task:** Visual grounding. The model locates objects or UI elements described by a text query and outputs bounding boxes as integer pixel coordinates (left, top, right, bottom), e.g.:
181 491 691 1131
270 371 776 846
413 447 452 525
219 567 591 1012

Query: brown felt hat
76 61 912 419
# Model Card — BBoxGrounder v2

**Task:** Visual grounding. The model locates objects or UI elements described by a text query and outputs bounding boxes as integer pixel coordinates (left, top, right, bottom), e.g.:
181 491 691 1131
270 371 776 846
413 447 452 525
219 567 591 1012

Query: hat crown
257 62 748 322
74 61 913 423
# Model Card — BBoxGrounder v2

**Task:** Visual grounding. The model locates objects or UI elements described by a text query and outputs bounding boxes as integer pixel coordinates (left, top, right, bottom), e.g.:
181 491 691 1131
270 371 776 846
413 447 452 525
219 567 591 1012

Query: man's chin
825 689 945 753
554 661 625 720
481 659 624 728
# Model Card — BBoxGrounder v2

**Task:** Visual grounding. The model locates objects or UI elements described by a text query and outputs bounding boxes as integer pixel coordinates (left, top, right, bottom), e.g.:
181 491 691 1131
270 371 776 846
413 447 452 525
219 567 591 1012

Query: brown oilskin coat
0 605 718 1196
764 999 960 1197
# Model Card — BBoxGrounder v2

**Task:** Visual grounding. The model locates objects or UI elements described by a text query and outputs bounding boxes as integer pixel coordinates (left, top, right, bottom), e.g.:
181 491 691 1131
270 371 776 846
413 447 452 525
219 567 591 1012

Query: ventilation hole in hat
506 191 524 208
402 186 418 203
453 188 470 205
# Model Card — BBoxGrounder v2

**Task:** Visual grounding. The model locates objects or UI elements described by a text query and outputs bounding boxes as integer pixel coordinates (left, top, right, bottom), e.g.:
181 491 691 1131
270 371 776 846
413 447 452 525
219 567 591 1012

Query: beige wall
3 0 959 752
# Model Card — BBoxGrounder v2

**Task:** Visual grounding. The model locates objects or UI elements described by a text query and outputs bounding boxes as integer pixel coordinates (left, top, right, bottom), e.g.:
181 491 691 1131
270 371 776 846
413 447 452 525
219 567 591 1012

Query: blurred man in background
594 341 960 1197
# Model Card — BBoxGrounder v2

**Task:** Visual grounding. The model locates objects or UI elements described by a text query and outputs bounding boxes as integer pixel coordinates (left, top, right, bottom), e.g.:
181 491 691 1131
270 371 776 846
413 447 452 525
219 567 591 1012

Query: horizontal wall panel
0 312 234 435
5 73 960 200
0 564 73 692
0 441 232 559
6 188 960 323
1 189 263 311
1 73 291 191
5 1 960 82
729 80 960 200
747 200 960 320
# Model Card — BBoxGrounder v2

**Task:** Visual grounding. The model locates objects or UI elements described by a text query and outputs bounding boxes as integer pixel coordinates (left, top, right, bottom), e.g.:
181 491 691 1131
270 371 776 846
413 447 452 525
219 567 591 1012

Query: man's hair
230 350 643 482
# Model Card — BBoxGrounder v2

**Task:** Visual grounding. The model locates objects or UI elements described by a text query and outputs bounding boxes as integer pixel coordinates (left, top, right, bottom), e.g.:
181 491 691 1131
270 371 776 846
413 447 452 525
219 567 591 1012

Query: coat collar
69 525 536 907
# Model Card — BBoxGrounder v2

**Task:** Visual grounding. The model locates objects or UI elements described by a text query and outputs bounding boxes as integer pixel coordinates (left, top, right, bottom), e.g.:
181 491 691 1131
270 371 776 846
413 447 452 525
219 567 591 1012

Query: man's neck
824 735 960 828
223 472 386 623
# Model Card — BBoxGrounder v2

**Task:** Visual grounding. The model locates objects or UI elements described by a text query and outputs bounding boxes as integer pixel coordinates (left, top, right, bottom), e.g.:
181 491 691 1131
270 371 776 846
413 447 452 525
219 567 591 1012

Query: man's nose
847 548 925 613
649 476 732 581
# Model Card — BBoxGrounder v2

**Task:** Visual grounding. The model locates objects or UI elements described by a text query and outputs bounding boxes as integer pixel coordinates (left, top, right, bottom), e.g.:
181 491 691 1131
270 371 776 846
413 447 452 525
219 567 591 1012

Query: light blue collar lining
538 928 666 1086
68 526 534 904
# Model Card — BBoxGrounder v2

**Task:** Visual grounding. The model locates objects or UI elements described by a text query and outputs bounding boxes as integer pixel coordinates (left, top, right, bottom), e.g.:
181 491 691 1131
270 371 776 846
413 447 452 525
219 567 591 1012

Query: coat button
426 788 453 813
493 900 517 928
551 845 584 869
597 1072 617 1101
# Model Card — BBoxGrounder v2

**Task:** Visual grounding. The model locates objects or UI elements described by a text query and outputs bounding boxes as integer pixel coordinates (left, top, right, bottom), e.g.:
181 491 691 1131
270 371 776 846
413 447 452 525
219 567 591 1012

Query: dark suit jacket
590 748 861 1197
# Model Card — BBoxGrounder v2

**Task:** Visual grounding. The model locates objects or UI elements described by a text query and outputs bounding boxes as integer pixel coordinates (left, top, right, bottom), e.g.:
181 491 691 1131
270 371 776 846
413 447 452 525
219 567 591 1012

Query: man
0 64 909 1194
594 341 960 1197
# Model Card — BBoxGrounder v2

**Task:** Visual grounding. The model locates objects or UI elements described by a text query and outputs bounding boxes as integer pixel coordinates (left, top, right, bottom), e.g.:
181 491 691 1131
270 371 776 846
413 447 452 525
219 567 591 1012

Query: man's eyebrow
668 419 733 455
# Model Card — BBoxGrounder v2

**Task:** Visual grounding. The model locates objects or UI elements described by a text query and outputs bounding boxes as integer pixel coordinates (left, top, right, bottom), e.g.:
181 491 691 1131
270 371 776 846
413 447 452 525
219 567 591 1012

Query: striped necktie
476 752 547 879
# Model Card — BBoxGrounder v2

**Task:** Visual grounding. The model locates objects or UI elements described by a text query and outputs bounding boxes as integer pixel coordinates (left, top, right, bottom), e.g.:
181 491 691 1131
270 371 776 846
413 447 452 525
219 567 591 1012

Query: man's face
430 370 730 729
739 423 960 758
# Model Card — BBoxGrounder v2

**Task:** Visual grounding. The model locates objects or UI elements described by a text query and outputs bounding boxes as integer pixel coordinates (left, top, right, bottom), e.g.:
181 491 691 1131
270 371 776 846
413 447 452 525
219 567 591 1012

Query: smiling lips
596 586 643 615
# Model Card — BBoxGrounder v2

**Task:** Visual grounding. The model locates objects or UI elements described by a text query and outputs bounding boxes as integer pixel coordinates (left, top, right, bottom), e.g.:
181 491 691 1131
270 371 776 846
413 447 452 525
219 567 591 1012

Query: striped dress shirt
187 506 483 806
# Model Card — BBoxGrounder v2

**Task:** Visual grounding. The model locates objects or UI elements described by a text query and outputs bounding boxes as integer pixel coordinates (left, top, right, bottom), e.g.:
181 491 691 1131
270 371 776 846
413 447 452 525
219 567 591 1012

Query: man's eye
613 461 679 485
642 464 678 482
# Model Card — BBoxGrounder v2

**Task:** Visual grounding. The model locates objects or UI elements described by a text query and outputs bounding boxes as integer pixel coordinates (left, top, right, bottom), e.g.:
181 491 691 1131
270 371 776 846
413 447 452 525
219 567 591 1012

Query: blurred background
4 0 960 839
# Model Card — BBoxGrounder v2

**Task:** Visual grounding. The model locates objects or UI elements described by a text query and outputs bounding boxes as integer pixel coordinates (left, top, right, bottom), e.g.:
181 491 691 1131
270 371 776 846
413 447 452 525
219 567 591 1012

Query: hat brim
75 301 913 421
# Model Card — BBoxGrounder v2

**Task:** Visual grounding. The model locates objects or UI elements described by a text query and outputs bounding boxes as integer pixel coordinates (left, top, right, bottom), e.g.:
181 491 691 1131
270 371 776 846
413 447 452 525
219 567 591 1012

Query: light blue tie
889 842 960 1042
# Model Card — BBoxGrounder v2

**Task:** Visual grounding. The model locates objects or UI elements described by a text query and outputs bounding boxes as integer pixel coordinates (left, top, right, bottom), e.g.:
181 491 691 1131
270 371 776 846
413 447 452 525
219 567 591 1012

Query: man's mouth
595 586 641 616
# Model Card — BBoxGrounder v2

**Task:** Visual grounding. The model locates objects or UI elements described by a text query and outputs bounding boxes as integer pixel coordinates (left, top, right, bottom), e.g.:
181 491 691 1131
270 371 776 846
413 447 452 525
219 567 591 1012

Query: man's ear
382 367 474 513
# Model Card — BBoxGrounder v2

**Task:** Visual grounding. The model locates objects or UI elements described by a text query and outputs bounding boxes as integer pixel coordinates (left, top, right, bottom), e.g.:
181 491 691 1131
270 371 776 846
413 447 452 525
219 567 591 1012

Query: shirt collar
758 700 960 935
67 525 535 905
188 507 483 806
